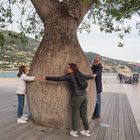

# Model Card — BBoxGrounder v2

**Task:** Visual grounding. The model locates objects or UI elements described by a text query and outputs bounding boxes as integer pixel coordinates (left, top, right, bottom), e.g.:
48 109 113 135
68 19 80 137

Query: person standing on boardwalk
118 73 123 83
44 63 94 137
91 57 103 119
16 66 41 124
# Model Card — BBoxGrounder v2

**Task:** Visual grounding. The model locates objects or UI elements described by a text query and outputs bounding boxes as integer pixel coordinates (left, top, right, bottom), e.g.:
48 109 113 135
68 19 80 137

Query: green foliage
0 32 5 46
79 0 140 46
7 31 28 43
83 0 94 4
0 0 43 40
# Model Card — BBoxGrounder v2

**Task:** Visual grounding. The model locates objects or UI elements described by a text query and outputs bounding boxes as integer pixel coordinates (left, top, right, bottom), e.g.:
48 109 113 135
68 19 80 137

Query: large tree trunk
27 0 96 129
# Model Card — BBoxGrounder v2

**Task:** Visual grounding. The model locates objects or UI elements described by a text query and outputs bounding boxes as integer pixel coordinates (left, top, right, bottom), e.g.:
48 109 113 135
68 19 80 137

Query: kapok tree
0 0 140 128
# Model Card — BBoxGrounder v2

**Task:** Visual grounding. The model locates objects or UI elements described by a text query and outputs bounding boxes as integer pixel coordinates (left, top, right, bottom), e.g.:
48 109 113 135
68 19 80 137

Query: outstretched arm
45 75 70 81
21 74 35 81
84 74 94 80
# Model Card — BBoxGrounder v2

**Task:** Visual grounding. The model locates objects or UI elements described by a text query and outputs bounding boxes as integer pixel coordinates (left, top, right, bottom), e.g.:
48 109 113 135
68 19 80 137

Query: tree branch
61 0 95 24
79 0 95 22
31 0 59 22
30 0 95 24
63 0 83 24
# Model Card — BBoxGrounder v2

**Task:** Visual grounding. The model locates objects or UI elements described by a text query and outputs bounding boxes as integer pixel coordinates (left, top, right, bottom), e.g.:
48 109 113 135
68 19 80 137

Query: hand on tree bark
35 76 45 81
93 74 96 78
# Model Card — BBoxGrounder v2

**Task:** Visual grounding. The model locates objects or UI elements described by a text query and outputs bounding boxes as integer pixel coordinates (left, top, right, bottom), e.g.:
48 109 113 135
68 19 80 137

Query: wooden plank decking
0 87 140 140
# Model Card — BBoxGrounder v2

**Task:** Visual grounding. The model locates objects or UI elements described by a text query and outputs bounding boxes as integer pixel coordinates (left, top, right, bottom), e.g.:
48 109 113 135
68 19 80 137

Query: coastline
0 70 17 72
0 71 17 78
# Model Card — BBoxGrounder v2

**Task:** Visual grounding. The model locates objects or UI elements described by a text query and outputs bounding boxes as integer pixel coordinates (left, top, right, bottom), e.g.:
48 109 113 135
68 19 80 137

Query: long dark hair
17 65 26 77
69 63 80 73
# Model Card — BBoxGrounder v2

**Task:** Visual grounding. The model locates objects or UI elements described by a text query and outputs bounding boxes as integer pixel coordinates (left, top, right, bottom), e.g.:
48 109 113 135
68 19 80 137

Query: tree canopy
0 0 140 45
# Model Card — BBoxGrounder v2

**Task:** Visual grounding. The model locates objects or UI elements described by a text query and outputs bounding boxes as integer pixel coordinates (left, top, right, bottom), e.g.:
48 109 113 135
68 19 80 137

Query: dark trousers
71 95 89 131
17 94 25 118
93 93 101 116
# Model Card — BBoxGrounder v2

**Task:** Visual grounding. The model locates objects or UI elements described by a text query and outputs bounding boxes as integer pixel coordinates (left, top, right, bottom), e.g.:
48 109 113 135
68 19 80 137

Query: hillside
0 31 140 73
0 30 39 70
85 52 140 73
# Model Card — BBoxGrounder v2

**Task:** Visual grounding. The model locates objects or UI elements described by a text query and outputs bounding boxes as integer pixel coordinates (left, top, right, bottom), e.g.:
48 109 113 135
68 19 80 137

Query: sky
77 20 140 63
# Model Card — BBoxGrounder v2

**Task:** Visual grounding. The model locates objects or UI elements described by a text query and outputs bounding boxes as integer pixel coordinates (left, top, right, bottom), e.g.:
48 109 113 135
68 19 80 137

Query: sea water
0 72 17 78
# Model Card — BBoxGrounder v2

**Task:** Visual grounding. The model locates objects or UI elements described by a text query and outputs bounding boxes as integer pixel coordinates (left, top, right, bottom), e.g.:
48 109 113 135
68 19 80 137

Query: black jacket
91 64 103 93
45 73 93 97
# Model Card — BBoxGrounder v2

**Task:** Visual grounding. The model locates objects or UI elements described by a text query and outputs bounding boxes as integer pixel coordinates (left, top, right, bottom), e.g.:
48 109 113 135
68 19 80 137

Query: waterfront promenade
0 75 140 140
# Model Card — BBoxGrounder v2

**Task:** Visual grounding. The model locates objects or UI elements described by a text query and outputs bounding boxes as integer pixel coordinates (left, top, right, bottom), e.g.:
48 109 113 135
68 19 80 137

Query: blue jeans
17 94 25 118
93 93 101 116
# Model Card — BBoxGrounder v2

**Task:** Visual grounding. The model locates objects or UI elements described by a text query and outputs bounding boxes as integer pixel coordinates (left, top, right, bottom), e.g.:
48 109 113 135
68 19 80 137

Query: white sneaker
21 116 28 121
17 118 27 124
70 130 78 137
22 114 29 118
80 130 90 137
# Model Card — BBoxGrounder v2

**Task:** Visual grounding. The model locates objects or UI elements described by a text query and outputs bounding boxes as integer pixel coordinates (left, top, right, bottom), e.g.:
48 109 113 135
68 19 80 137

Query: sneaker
80 130 90 137
17 118 27 124
21 116 28 121
70 130 78 137
22 114 29 118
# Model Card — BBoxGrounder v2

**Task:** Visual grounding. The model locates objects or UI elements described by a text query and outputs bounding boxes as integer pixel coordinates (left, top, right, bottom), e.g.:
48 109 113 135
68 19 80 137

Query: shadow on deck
0 87 140 140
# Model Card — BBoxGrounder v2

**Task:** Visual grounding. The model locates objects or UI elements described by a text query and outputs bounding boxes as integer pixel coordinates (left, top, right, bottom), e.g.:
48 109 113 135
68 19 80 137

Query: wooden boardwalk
0 87 140 140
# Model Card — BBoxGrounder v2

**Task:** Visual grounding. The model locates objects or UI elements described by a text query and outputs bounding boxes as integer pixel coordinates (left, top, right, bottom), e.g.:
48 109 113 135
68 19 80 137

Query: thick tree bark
27 0 96 129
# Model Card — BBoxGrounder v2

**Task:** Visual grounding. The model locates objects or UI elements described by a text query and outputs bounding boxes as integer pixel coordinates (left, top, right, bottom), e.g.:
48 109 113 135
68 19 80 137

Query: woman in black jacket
45 63 93 137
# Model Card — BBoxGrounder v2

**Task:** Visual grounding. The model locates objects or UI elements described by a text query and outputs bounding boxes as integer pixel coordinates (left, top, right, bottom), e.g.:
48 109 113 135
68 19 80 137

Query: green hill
0 30 140 73
0 30 39 70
